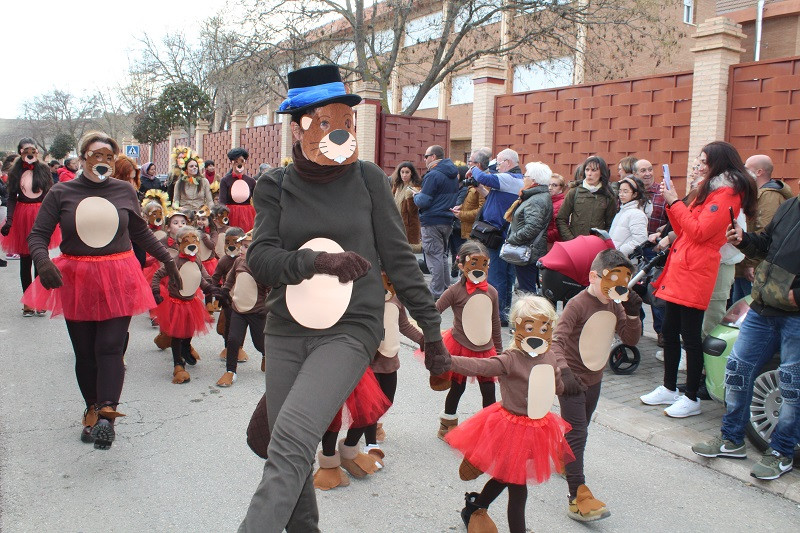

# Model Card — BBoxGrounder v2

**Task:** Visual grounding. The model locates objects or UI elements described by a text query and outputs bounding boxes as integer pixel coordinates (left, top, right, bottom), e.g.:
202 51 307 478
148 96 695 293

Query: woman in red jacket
640 142 756 418
546 173 566 249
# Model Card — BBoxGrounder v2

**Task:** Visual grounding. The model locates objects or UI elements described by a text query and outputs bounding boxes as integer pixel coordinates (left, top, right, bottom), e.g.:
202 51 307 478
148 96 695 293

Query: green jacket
556 185 617 241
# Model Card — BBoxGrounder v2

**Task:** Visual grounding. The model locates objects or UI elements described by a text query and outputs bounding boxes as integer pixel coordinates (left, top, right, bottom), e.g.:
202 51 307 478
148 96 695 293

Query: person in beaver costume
238 64 449 532
219 147 256 231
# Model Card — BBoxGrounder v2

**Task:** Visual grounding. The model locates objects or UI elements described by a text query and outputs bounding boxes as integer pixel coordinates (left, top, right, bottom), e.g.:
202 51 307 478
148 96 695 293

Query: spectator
413 144 459 299
546 173 566 249
608 176 649 257
139 162 163 194
451 149 488 265
505 162 553 293
640 141 757 418
48 159 61 184
390 161 422 253
448 164 470 277
57 157 78 182
257 162 272 178
731 155 792 302
638 158 667 344
204 160 216 183
691 187 800 481
617 156 638 181
556 155 617 241
0 155 10 267
470 148 525 325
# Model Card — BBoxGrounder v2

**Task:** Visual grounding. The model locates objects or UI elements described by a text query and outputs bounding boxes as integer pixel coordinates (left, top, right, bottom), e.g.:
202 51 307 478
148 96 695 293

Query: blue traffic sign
124 145 140 159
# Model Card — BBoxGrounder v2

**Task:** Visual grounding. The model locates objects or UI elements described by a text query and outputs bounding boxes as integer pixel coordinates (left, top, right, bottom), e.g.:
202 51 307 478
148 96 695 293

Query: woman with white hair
503 162 554 293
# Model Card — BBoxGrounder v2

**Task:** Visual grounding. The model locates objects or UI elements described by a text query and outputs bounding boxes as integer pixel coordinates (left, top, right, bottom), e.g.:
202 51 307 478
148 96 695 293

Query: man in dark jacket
414 145 459 299
692 197 800 480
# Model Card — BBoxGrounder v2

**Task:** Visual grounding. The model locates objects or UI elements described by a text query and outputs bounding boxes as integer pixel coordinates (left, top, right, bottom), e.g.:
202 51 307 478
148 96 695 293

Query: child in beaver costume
445 294 574 533
212 226 249 364
219 148 256 231
551 248 642 522
238 64 449 532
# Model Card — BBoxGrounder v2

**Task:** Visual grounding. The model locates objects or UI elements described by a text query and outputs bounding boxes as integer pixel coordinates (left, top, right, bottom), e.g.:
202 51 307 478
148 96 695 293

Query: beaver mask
84 147 115 181
458 253 489 284
215 210 230 227
295 104 358 166
21 146 38 164
179 232 200 257
224 234 243 257
382 272 396 301
514 314 554 356
600 266 631 303
148 207 164 228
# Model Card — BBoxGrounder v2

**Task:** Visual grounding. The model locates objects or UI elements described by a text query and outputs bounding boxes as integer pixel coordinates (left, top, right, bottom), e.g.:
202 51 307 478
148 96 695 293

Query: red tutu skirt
142 254 161 284
443 329 496 384
202 257 218 278
227 204 255 232
328 368 392 432
154 293 212 338
22 250 155 321
1 202 61 255
445 404 574 485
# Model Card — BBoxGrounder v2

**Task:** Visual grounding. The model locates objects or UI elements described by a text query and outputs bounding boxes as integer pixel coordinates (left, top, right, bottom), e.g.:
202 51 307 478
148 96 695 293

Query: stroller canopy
539 235 616 287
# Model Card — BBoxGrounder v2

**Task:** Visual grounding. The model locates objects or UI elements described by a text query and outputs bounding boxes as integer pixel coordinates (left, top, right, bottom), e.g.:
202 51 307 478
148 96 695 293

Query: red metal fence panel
239 123 283 176
153 141 170 175
379 112 451 178
202 131 232 177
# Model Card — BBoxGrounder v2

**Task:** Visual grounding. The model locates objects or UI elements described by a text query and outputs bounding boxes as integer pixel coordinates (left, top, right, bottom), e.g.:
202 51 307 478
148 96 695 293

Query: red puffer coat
653 186 742 310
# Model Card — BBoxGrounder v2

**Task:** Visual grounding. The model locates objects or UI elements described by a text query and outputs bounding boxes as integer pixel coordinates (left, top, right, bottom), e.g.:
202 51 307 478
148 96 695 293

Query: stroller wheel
609 344 640 375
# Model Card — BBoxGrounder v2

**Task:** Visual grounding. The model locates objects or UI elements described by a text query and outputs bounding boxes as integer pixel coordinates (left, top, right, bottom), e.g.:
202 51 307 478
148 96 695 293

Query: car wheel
609 344 640 375
745 369 800 463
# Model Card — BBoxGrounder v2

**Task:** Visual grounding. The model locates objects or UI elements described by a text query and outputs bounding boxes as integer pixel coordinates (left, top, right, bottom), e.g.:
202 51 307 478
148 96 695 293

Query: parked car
703 295 799 461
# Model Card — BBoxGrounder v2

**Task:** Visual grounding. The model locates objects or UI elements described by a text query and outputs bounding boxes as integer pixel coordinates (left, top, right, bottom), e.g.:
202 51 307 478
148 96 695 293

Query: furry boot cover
364 444 385 469
154 332 171 350
339 439 379 478
313 451 350 490
569 484 610 522
375 422 385 443
429 375 451 391
172 365 190 384
437 412 458 441
219 348 227 361
467 509 498 533
459 457 483 481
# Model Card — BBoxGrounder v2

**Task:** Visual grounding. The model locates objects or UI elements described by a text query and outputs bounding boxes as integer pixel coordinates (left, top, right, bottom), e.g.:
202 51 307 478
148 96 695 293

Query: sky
0 0 224 119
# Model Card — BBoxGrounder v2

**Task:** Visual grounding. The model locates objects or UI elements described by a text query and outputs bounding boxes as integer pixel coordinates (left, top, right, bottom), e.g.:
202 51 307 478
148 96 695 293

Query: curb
592 397 800 504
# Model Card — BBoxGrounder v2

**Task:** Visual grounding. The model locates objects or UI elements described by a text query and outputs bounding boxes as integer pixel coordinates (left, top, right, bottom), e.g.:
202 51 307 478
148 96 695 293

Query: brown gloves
424 339 452 376
36 260 63 289
314 251 371 283
560 367 586 396
621 289 643 317
246 393 270 460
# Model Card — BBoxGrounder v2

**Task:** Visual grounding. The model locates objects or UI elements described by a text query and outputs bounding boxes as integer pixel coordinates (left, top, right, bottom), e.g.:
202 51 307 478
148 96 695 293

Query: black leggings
363 371 397 445
662 301 705 400
475 478 528 533
65 316 131 408
19 255 37 293
226 311 266 372
170 337 192 367
444 379 496 415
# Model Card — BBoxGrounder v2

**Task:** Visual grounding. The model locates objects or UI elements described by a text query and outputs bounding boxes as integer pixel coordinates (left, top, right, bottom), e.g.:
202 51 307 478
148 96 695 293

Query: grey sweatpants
421 224 453 300
238 333 372 533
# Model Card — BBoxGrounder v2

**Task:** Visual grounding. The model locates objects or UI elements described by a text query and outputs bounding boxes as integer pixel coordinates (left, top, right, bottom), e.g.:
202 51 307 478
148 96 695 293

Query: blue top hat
277 65 362 115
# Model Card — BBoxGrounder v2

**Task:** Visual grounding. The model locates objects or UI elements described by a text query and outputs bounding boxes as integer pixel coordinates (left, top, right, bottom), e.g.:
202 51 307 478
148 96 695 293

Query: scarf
205 170 215 182
292 142 353 184
465 279 488 294
581 179 601 193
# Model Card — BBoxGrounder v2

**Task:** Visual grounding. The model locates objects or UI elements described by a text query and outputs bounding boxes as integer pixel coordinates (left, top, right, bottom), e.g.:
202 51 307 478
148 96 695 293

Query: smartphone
662 164 672 190
729 206 736 228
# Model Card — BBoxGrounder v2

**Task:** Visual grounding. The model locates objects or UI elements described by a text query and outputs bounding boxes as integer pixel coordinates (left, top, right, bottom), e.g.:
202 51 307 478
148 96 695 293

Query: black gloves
164 261 183 293
218 287 232 306
37 260 63 289
0 222 10 237
313 251 371 283
560 368 586 396
152 289 163 305
621 290 643 318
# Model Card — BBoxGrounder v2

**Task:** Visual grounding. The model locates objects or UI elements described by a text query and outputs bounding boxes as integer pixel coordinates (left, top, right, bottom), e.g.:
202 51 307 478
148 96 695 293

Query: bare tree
19 90 98 155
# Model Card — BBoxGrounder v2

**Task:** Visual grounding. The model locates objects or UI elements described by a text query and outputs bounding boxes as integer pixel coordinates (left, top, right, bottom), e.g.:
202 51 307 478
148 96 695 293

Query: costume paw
375 422 385 443
216 371 236 387
467 509 498 533
437 413 458 441
172 365 190 384
237 348 248 362
313 451 350 490
189 345 201 363
568 484 610 522
339 439 378 477
364 444 385 469
429 374 451 391
219 348 227 361
260 355 266 373
154 332 171 350
459 458 483 481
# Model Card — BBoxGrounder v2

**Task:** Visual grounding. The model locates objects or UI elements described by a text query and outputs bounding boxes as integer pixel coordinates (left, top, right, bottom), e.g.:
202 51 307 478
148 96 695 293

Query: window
454 0 503 32
512 57 574 93
401 83 440 110
253 114 271 127
386 89 396 114
331 41 356 65
683 0 694 24
367 29 395 57
450 75 474 105
404 12 443 47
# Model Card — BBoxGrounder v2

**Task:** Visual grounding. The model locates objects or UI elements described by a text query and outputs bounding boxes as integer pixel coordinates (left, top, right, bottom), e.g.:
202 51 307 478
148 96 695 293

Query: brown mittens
313 251 371 283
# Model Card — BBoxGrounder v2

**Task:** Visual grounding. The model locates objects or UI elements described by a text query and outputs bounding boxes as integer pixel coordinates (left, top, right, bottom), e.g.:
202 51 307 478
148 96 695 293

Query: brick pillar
472 55 507 151
280 114 293 162
230 110 247 149
390 71 401 114
353 80 382 164
195 119 209 157
169 128 184 151
688 17 745 172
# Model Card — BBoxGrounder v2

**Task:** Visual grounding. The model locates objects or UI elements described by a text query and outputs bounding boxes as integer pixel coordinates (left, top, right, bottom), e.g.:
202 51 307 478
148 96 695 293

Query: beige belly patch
579 310 617 371
527 364 556 419
285 238 353 329
20 170 42 199
232 272 259 313
75 196 119 248
179 261 202 297
378 303 401 357
214 234 226 257
198 238 213 261
462 293 493 346
230 180 250 203
153 229 167 241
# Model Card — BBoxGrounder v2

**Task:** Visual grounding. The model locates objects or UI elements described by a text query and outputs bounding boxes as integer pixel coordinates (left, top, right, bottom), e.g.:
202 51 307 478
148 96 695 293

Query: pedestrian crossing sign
125 145 140 159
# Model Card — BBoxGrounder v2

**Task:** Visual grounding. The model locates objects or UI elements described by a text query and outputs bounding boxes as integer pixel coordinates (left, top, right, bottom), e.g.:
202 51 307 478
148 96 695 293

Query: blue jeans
721 310 800 458
731 277 752 303
515 263 539 294
487 246 515 324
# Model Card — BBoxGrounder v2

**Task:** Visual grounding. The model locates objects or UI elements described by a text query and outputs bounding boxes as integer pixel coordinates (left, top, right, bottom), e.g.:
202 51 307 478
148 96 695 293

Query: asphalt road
1 264 798 532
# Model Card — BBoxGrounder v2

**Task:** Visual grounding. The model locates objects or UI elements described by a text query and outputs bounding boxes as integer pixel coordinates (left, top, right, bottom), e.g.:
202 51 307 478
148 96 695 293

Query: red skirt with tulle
154 293 212 339
445 403 574 485
227 204 255 232
202 257 218 278
328 367 392 432
22 250 155 321
443 329 496 384
1 202 62 255
142 254 161 284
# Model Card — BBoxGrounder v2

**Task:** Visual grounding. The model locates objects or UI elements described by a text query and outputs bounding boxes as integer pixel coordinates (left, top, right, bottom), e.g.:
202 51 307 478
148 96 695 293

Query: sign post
124 145 140 159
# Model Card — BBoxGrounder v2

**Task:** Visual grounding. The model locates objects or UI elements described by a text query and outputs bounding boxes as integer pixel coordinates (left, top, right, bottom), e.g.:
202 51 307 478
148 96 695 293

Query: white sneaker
640 385 680 405
655 349 687 370
664 395 701 418
655 350 664 362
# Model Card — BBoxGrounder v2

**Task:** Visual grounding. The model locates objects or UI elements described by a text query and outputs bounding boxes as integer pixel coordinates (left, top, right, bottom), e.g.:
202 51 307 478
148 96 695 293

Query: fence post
195 119 209 156
230 110 247 150
688 17 745 173
353 80 382 164
169 128 184 151
472 55 507 151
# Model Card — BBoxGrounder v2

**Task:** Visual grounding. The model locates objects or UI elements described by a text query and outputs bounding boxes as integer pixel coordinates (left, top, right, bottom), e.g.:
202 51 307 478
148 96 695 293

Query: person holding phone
640 141 757 418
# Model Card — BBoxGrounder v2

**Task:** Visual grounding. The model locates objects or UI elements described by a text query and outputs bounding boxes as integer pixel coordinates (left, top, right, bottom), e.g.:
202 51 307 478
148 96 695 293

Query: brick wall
494 72 694 189
239 123 282 175
138 143 151 164
378 113 451 177
153 141 169 175
202 131 231 175
727 55 800 189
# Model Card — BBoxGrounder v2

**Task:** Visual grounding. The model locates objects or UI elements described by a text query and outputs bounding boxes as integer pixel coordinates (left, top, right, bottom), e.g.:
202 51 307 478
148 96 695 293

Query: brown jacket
459 187 485 239
737 180 794 273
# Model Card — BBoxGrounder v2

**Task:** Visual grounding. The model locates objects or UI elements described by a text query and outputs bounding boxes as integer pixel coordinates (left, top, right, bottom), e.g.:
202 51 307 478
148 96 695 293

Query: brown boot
91 404 125 450
186 345 201 363
339 439 379 477
260 355 266 373
459 457 483 481
81 406 99 443
568 484 610 522
172 365 190 384
313 451 350 490
216 371 236 387
375 422 386 443
364 444 385 469
467 509 498 533
437 412 458 441
154 332 171 350
237 348 249 362
219 348 227 361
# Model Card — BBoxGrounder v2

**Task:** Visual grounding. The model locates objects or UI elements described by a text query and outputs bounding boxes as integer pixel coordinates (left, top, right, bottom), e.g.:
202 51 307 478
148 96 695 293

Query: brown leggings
558 381 602 499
